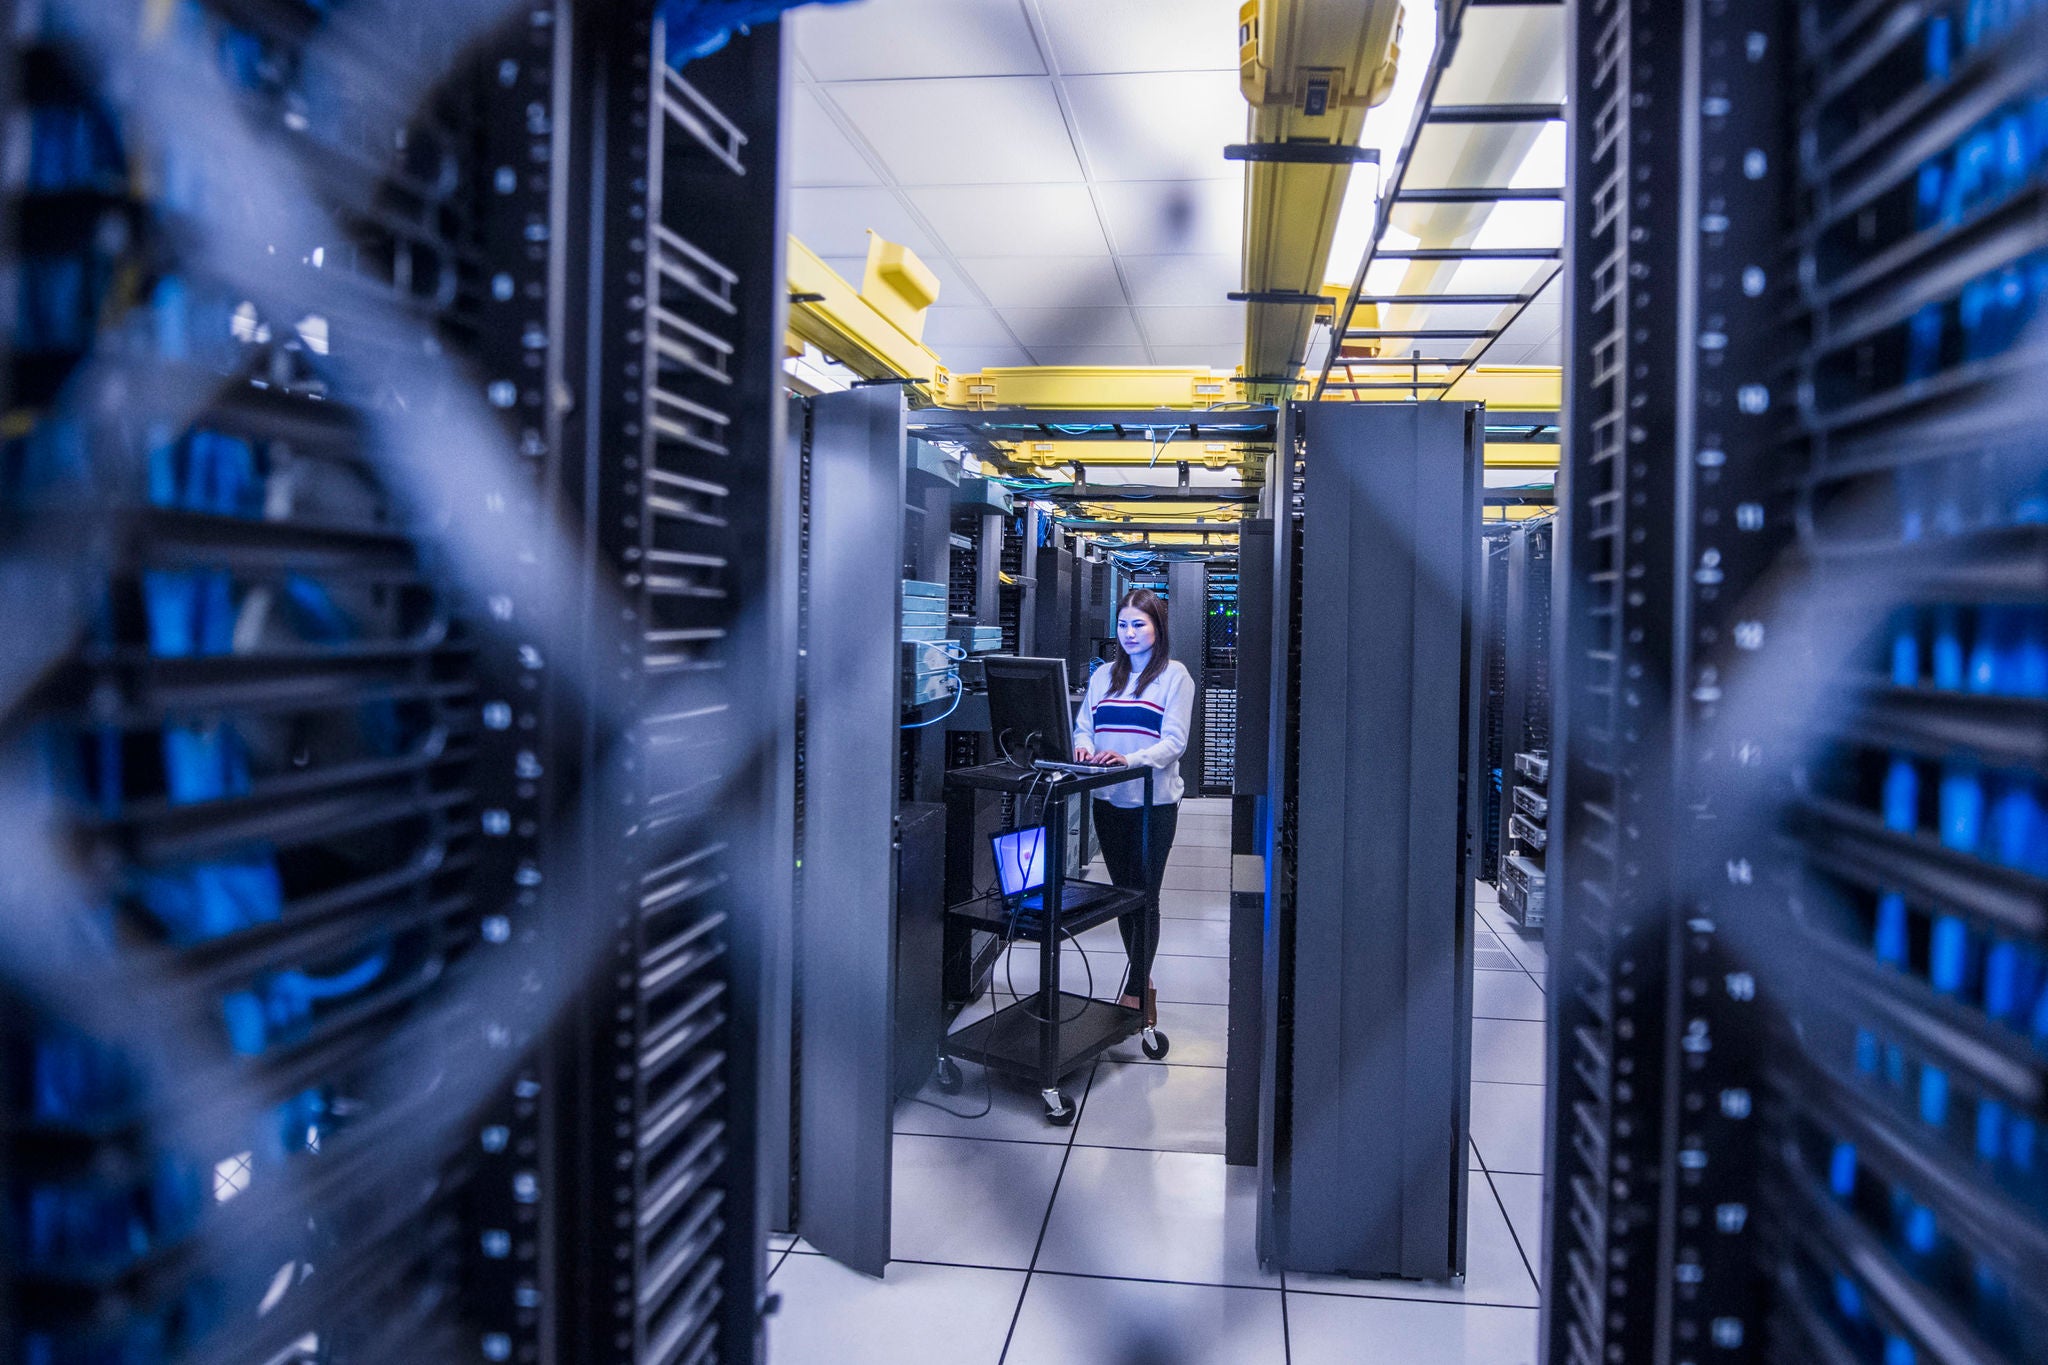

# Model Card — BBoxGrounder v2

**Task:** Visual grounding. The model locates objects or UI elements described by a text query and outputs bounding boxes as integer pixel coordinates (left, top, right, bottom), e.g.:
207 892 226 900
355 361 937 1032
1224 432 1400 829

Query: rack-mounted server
1547 4 2048 1365
1477 528 1513 883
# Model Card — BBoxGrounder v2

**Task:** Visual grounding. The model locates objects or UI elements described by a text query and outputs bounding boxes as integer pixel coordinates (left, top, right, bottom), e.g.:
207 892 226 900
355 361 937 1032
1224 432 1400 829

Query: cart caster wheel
1041 1088 1076 1126
933 1058 963 1094
1141 1028 1170 1061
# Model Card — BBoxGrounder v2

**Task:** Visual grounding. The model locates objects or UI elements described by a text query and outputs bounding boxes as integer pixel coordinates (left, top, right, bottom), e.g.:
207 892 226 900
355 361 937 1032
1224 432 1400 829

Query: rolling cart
936 762 1169 1124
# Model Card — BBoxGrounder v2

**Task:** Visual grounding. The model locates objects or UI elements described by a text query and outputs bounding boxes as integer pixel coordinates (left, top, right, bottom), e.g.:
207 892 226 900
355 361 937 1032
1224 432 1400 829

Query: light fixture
1323 0 1442 289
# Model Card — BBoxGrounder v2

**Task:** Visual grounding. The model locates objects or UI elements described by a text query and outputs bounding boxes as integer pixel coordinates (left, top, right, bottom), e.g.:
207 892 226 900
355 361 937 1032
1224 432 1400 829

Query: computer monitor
982 655 1075 765
989 826 1049 900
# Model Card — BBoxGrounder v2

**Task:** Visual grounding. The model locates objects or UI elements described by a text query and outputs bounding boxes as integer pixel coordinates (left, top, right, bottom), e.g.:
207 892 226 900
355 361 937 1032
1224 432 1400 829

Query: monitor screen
982 655 1073 764
990 826 1048 899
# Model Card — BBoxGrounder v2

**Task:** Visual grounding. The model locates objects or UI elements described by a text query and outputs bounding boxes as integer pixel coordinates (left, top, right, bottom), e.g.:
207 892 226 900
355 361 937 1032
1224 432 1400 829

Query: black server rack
0 2 557 1359
1201 562 1239 796
0 3 791 1363
1478 528 1513 884
1496 518 1553 933
1259 401 1482 1279
548 9 789 1360
1548 4 2048 1365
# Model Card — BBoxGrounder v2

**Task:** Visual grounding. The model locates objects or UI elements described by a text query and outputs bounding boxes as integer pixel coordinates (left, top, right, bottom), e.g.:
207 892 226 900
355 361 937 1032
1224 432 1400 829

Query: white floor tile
1474 943 1523 972
1175 822 1233 847
896 1062 1076 1145
767 1255 1023 1365
1471 1017 1546 1085
1036 1148 1278 1288
1498 931 1547 976
1167 843 1233 867
1006 1275 1287 1365
1285 1295 1540 1365
1283 1174 1537 1307
1103 1001 1228 1067
1486 1172 1545 1286
1162 863 1230 892
1154 915 1231 958
1151 953 1229 1006
1160 890 1231 921
1074 1060 1226 1154
768 1231 797 1251
890 1134 1068 1269
1180 798 1233 816
1468 1081 1546 1176
1471 971 1546 1022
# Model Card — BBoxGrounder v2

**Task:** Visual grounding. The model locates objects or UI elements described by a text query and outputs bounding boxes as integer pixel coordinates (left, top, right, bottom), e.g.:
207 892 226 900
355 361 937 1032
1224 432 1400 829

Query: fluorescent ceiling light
1324 1 1441 288
1471 199 1565 249
1508 120 1567 190
783 341 856 394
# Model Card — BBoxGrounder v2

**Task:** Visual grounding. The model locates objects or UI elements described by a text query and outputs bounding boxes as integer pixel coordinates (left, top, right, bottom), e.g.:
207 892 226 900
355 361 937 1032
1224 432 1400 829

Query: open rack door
794 385 906 1275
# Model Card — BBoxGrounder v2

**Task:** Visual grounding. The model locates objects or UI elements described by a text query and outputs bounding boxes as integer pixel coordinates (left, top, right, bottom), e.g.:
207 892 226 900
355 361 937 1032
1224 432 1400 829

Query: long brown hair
1107 588 1170 697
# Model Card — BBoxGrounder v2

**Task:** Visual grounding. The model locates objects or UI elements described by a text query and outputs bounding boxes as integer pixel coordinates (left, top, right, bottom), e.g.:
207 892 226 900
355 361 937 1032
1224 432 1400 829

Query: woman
1072 587 1194 1023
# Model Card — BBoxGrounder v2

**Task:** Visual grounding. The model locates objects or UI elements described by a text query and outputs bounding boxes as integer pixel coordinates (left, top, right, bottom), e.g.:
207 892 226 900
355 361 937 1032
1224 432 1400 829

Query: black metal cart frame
937 762 1169 1123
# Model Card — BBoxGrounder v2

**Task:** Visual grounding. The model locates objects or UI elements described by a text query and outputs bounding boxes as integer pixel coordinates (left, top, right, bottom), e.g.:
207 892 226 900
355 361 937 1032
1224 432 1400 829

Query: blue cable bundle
17 1155 204 1277
656 0 861 65
147 429 265 519
30 1030 142 1130
220 947 391 1057
27 105 125 193
135 852 282 945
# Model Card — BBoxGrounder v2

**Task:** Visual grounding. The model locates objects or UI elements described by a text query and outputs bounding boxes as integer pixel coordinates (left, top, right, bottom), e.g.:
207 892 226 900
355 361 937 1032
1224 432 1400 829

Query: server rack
1201 561 1239 796
0 2 559 1359
1478 528 1514 884
1259 401 1482 1279
1496 518 1553 932
1547 5 2048 1365
0 3 792 1362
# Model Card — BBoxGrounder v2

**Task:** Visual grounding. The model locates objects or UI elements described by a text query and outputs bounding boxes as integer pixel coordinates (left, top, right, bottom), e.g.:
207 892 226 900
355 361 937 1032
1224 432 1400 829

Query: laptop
989 826 1121 924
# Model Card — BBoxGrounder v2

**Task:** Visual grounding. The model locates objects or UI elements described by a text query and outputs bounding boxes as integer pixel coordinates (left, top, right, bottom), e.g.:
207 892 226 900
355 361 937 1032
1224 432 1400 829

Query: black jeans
1091 799 1179 1002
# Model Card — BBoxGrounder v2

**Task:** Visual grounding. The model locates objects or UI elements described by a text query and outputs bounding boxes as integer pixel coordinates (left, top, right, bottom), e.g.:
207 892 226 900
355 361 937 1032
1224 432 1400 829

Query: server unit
1259 401 1483 1279
1548 4 2048 1365
1202 561 1240 796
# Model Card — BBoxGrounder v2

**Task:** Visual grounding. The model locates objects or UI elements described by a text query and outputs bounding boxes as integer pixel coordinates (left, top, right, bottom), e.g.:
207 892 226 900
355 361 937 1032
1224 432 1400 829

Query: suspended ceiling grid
788 0 1253 374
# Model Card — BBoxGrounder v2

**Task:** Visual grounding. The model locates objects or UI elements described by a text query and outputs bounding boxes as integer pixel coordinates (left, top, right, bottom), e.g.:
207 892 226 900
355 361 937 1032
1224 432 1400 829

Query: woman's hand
1094 751 1129 767
1072 743 1095 763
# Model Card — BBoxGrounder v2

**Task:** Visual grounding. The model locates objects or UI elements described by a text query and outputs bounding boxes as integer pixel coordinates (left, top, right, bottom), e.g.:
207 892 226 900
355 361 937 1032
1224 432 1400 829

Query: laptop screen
990 827 1048 899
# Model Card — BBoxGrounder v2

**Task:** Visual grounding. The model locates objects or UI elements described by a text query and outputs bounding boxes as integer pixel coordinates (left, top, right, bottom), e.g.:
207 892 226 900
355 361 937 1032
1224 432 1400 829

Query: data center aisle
767 800 1548 1364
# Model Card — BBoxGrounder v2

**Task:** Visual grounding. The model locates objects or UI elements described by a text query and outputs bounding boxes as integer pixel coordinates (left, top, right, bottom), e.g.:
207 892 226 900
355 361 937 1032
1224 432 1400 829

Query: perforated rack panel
548 9 785 1363
1549 3 2048 1364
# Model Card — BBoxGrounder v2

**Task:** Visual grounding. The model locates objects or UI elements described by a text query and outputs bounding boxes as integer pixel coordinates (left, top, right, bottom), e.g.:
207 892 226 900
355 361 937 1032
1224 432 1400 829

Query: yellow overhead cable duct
1237 0 1405 401
785 233 949 389
935 366 1235 410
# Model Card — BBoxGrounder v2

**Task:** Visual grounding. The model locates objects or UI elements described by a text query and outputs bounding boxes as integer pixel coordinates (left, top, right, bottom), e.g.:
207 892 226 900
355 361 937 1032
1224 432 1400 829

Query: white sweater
1073 658 1194 808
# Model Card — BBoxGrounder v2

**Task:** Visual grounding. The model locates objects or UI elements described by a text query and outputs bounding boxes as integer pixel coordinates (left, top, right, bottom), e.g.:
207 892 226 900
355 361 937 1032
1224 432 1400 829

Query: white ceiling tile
1481 343 1534 365
1095 176 1243 256
790 86 882 187
1028 344 1155 366
1524 337 1563 365
1000 307 1143 347
956 256 1126 309
1133 304 1244 347
824 78 1082 185
791 187 939 258
1118 254 1239 306
1062 72 1246 181
940 344 1039 371
820 253 987 307
793 0 1046 80
908 183 1110 256
1037 0 1243 74
919 307 1022 348
1149 343 1244 368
